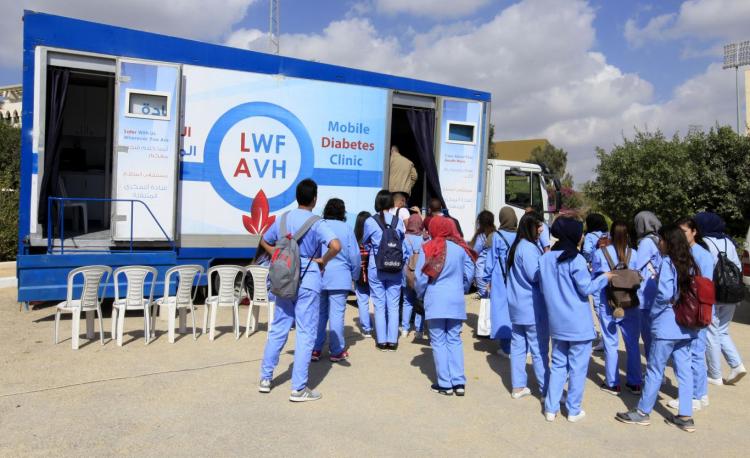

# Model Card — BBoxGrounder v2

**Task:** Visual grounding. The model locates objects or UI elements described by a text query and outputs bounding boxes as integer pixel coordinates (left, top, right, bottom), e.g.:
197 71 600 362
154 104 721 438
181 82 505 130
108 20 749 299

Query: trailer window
505 171 531 209
125 89 171 120
446 121 476 145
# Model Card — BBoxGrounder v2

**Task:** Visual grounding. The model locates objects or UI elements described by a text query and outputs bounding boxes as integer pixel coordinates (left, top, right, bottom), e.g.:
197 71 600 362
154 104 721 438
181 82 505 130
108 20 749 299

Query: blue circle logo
203 102 314 211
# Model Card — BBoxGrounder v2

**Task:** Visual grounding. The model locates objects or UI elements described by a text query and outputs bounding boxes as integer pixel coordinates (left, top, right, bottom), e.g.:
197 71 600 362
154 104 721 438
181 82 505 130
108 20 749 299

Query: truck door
112 59 181 242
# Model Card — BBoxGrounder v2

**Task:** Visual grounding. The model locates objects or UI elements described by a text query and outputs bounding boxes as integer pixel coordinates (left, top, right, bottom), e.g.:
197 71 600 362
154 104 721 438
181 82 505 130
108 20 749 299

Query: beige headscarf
498 206 518 232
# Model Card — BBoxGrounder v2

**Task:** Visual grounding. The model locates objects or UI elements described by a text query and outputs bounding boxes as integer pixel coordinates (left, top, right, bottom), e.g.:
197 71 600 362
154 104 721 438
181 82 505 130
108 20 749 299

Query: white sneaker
511 387 531 399
258 379 271 393
700 395 709 407
545 412 556 422
707 376 723 386
496 348 510 359
667 398 701 411
567 410 586 423
725 364 747 385
400 329 409 338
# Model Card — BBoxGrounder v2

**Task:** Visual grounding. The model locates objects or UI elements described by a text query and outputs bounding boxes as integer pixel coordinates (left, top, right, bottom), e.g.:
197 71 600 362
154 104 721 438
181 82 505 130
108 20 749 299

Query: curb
0 277 17 289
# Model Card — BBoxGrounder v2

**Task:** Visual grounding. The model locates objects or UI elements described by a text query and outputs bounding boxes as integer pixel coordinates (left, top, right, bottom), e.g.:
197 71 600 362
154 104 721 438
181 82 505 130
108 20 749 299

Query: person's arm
259 221 279 255
519 244 541 284
312 221 341 269
409 163 418 189
654 259 676 305
349 231 361 280
414 252 428 298
582 234 595 263
591 249 605 277
572 256 613 297
463 250 475 293
484 236 498 281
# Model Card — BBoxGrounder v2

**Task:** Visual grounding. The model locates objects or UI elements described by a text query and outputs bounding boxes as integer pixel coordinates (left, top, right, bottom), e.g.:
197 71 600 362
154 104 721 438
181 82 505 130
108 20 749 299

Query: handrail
47 197 176 254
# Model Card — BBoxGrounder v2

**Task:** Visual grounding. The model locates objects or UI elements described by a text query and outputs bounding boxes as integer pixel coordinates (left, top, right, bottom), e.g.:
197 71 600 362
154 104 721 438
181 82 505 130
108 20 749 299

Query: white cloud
0 0 258 70
624 13 676 48
375 0 492 18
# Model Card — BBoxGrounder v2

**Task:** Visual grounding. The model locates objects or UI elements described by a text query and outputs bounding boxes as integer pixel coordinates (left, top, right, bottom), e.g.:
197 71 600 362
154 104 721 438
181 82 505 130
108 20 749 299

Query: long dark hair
508 213 542 270
675 217 708 250
659 224 698 298
323 198 346 222
354 211 371 244
610 220 631 264
470 210 496 248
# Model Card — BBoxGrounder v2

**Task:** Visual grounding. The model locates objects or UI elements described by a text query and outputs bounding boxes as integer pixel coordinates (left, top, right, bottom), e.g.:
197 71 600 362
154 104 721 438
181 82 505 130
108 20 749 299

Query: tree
0 122 21 260
488 123 496 158
529 143 574 187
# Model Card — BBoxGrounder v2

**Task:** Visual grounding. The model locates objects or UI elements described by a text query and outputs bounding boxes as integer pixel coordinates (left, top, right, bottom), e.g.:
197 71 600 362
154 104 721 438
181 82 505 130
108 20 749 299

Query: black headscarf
694 212 729 239
551 217 583 263
585 213 608 234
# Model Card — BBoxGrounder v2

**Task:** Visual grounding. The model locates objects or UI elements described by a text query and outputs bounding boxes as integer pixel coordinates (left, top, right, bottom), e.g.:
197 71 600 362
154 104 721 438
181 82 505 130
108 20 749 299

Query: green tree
488 123 496 158
529 143 574 187
0 122 21 260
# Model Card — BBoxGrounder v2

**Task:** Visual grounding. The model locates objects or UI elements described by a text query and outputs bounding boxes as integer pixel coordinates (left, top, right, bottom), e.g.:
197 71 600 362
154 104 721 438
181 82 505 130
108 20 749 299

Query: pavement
1 284 749 457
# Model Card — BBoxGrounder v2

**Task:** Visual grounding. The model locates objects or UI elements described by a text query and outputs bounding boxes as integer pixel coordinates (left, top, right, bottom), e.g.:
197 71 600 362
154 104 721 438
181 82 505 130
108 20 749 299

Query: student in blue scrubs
507 213 549 399
633 211 663 360
582 213 609 264
539 217 612 422
616 224 698 433
257 179 341 402
354 211 373 337
402 213 426 338
414 217 476 395
525 207 550 252
666 217 715 411
362 190 406 351
313 198 361 363
483 207 517 357
592 221 642 395
471 211 496 299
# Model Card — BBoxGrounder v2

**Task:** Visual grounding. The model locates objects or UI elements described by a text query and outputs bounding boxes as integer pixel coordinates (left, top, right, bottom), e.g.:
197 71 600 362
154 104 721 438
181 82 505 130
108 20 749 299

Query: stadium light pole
723 41 750 134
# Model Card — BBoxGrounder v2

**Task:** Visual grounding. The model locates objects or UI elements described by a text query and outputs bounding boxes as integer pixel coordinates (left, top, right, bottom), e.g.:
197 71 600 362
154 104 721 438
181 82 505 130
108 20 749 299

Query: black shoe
665 415 695 433
387 343 398 352
599 383 621 396
376 343 389 352
625 383 642 395
431 384 453 395
453 385 466 396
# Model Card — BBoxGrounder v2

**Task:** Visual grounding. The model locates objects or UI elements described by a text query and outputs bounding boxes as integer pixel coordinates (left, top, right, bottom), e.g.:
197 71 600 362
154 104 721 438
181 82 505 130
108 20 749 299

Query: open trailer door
112 59 181 242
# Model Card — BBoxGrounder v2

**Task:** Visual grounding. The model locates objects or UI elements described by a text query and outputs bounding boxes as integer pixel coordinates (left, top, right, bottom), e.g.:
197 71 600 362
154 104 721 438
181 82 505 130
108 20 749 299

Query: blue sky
1 0 747 181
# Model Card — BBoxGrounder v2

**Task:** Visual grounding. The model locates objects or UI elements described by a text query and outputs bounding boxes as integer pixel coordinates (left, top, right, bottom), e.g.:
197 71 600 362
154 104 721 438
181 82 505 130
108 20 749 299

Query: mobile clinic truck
16 12 554 304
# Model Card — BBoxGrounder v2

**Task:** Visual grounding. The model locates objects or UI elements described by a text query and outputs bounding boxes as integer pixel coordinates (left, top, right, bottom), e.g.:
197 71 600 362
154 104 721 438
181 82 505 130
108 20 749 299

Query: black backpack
707 238 745 303
373 212 404 273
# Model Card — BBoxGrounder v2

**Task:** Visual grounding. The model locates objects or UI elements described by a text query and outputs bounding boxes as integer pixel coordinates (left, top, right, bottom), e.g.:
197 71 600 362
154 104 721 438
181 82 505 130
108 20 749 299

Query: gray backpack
268 213 321 300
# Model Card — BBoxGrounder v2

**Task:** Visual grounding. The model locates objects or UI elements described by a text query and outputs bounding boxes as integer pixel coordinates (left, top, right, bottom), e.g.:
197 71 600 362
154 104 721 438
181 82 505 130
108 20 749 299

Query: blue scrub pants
428 318 466 388
355 283 371 332
638 338 694 417
315 289 348 355
401 287 423 332
510 323 549 393
260 288 319 391
544 339 592 416
599 305 642 387
369 273 401 344
640 309 651 360
691 328 708 399
706 304 743 379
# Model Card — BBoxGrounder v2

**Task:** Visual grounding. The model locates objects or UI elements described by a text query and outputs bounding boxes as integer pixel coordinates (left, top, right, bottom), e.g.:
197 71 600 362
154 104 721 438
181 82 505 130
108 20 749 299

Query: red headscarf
405 214 424 235
422 217 477 280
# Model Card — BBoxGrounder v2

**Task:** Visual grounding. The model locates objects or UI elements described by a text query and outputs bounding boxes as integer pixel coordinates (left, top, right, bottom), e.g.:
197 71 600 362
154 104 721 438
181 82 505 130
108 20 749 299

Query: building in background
0 84 22 127
491 138 549 162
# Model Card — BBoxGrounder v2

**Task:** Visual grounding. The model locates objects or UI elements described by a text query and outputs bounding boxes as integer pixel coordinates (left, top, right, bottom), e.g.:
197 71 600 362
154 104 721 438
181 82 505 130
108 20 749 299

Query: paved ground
1 285 749 457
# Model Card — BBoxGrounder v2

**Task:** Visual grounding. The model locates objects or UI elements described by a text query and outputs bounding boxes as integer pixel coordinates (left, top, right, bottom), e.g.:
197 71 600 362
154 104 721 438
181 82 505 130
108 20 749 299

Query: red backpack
674 268 715 329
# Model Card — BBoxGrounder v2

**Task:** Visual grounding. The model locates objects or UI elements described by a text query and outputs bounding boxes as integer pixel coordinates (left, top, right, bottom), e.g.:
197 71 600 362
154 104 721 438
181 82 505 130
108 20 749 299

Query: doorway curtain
406 108 445 207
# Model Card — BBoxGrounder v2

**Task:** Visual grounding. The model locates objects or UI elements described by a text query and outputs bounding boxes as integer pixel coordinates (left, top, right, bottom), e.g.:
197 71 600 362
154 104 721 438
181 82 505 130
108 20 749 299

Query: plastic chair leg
54 309 61 344
190 306 197 340
233 305 240 340
116 307 126 346
71 309 81 350
168 306 176 344
97 306 105 345
245 303 255 338
209 304 218 341
86 310 95 339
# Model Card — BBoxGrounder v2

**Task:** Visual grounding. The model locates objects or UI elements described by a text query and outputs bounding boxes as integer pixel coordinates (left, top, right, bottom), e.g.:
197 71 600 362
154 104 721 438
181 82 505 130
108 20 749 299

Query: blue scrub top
362 212 406 281
507 239 545 326
591 245 639 314
263 208 337 293
691 244 716 282
415 241 474 321
635 237 662 310
650 256 698 340
320 219 361 291
483 230 515 283
539 252 609 341
403 233 426 288
582 231 607 264
538 222 551 251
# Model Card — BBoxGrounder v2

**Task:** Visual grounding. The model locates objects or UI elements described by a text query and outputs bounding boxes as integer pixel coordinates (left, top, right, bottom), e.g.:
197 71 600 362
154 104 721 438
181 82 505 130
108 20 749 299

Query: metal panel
47 51 116 73
393 92 436 109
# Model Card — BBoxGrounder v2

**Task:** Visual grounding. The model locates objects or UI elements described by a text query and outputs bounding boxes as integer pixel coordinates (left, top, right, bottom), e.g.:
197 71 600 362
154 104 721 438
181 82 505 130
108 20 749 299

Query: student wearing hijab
539 216 612 422
402 214 427 339
633 210 663 360
354 211 373 338
414 217 476 395
483 207 517 357
695 212 747 386
506 213 549 399
616 224 698 433
592 221 642 396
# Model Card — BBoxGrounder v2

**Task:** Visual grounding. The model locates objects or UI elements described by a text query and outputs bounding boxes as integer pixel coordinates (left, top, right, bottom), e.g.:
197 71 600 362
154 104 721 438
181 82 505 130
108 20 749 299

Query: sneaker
431 384 453 395
707 377 723 386
258 379 272 393
362 330 372 338
625 383 642 395
401 329 409 338
496 348 511 359
600 383 621 396
329 350 349 362
453 384 466 396
289 387 322 402
568 410 586 423
725 364 747 385
387 343 398 352
376 343 389 352
311 350 321 362
511 387 531 399
665 415 695 433
666 398 701 411
615 409 651 426
700 395 710 407
545 412 556 422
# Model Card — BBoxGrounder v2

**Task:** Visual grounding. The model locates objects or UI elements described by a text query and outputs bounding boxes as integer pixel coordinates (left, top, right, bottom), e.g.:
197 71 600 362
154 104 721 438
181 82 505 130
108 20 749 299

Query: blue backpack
373 212 403 273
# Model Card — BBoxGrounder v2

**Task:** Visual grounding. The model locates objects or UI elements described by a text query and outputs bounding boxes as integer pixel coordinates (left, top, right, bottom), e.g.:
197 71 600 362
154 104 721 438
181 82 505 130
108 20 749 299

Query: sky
1 0 749 184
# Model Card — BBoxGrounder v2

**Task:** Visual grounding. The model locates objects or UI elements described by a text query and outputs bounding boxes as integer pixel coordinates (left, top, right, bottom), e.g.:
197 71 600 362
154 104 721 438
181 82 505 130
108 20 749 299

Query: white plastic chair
204 265 246 341
54 265 112 349
151 265 204 343
245 265 275 338
111 265 157 346
59 177 88 234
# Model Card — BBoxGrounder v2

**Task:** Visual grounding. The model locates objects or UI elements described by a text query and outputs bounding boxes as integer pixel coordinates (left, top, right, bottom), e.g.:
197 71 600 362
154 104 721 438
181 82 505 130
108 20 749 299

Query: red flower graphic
242 190 276 235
